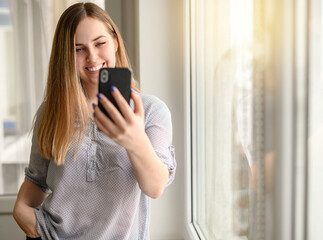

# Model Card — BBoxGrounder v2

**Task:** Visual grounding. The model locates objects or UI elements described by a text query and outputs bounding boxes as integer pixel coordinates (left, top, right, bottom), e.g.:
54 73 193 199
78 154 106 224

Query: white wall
138 1 185 239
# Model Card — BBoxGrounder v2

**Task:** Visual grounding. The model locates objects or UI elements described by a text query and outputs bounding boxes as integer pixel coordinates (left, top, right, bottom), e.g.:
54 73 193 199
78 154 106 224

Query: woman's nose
87 48 98 62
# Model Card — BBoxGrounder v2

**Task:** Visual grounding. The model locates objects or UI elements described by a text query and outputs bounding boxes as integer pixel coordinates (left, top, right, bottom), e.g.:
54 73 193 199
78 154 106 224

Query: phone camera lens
101 70 109 83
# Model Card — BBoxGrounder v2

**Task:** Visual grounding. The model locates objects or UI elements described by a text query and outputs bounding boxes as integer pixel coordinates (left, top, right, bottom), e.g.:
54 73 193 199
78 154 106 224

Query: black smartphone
98 68 132 119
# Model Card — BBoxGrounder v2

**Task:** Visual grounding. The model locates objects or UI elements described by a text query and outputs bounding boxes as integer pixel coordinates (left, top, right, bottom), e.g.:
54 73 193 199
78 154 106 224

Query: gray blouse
25 94 176 240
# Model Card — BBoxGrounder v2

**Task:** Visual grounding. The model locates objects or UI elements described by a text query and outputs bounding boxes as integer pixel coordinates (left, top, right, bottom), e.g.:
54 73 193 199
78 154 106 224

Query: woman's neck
82 83 98 105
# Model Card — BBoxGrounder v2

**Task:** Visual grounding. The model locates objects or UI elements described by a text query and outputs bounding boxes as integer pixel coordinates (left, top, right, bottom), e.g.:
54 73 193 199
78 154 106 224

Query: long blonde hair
36 2 138 165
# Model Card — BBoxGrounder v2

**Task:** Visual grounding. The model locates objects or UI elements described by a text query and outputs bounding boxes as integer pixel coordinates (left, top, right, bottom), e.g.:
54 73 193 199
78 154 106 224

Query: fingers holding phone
130 89 144 117
93 68 146 150
94 92 125 137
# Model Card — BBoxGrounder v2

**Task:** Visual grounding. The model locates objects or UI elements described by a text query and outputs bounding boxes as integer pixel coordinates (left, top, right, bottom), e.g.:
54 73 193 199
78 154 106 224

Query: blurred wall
138 0 185 239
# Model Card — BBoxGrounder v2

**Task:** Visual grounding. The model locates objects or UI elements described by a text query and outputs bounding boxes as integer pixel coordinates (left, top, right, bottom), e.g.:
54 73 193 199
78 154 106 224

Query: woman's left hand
93 87 147 152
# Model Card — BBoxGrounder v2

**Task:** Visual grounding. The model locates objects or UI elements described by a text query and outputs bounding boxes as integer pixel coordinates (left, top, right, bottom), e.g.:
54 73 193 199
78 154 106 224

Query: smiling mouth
86 63 105 72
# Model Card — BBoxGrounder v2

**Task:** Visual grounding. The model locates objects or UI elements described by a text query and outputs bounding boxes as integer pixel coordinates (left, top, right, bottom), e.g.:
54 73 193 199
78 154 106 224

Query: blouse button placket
86 120 98 182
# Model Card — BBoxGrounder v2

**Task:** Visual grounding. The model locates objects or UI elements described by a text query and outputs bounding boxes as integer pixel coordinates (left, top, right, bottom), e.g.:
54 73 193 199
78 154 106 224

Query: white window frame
184 0 207 239
184 0 199 239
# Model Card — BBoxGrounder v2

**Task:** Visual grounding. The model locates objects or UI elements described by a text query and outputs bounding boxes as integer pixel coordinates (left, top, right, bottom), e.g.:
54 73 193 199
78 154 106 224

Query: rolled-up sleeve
143 95 177 187
25 106 50 193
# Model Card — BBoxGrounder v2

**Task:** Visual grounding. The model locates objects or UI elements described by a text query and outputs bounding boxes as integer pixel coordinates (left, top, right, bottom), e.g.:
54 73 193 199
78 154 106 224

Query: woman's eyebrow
75 35 107 46
92 35 106 42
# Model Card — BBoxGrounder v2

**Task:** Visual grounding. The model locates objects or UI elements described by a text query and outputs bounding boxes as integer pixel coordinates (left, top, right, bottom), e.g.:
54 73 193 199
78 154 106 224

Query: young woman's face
75 17 118 86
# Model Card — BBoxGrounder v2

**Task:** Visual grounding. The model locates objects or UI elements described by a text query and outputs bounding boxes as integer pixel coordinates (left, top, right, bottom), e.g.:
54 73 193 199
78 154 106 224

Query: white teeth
88 64 103 72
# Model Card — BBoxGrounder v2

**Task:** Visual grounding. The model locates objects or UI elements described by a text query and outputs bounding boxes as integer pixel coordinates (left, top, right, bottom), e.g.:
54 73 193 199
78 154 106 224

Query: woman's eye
97 42 106 47
76 48 83 53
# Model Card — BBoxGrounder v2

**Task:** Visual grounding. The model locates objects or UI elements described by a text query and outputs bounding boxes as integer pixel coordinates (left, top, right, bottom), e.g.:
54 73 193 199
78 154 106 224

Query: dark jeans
26 237 41 240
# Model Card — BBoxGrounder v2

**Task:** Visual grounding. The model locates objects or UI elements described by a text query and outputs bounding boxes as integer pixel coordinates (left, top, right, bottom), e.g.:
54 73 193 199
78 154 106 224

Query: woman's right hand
13 181 47 237
13 203 40 237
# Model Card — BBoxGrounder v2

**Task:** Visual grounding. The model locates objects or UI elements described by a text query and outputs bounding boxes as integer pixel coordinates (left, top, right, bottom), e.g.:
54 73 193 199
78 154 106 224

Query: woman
13 2 176 240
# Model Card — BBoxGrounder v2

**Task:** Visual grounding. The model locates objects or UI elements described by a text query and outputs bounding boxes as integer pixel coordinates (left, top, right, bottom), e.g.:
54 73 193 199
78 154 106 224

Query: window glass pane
191 0 266 239
0 1 30 195
0 0 54 196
